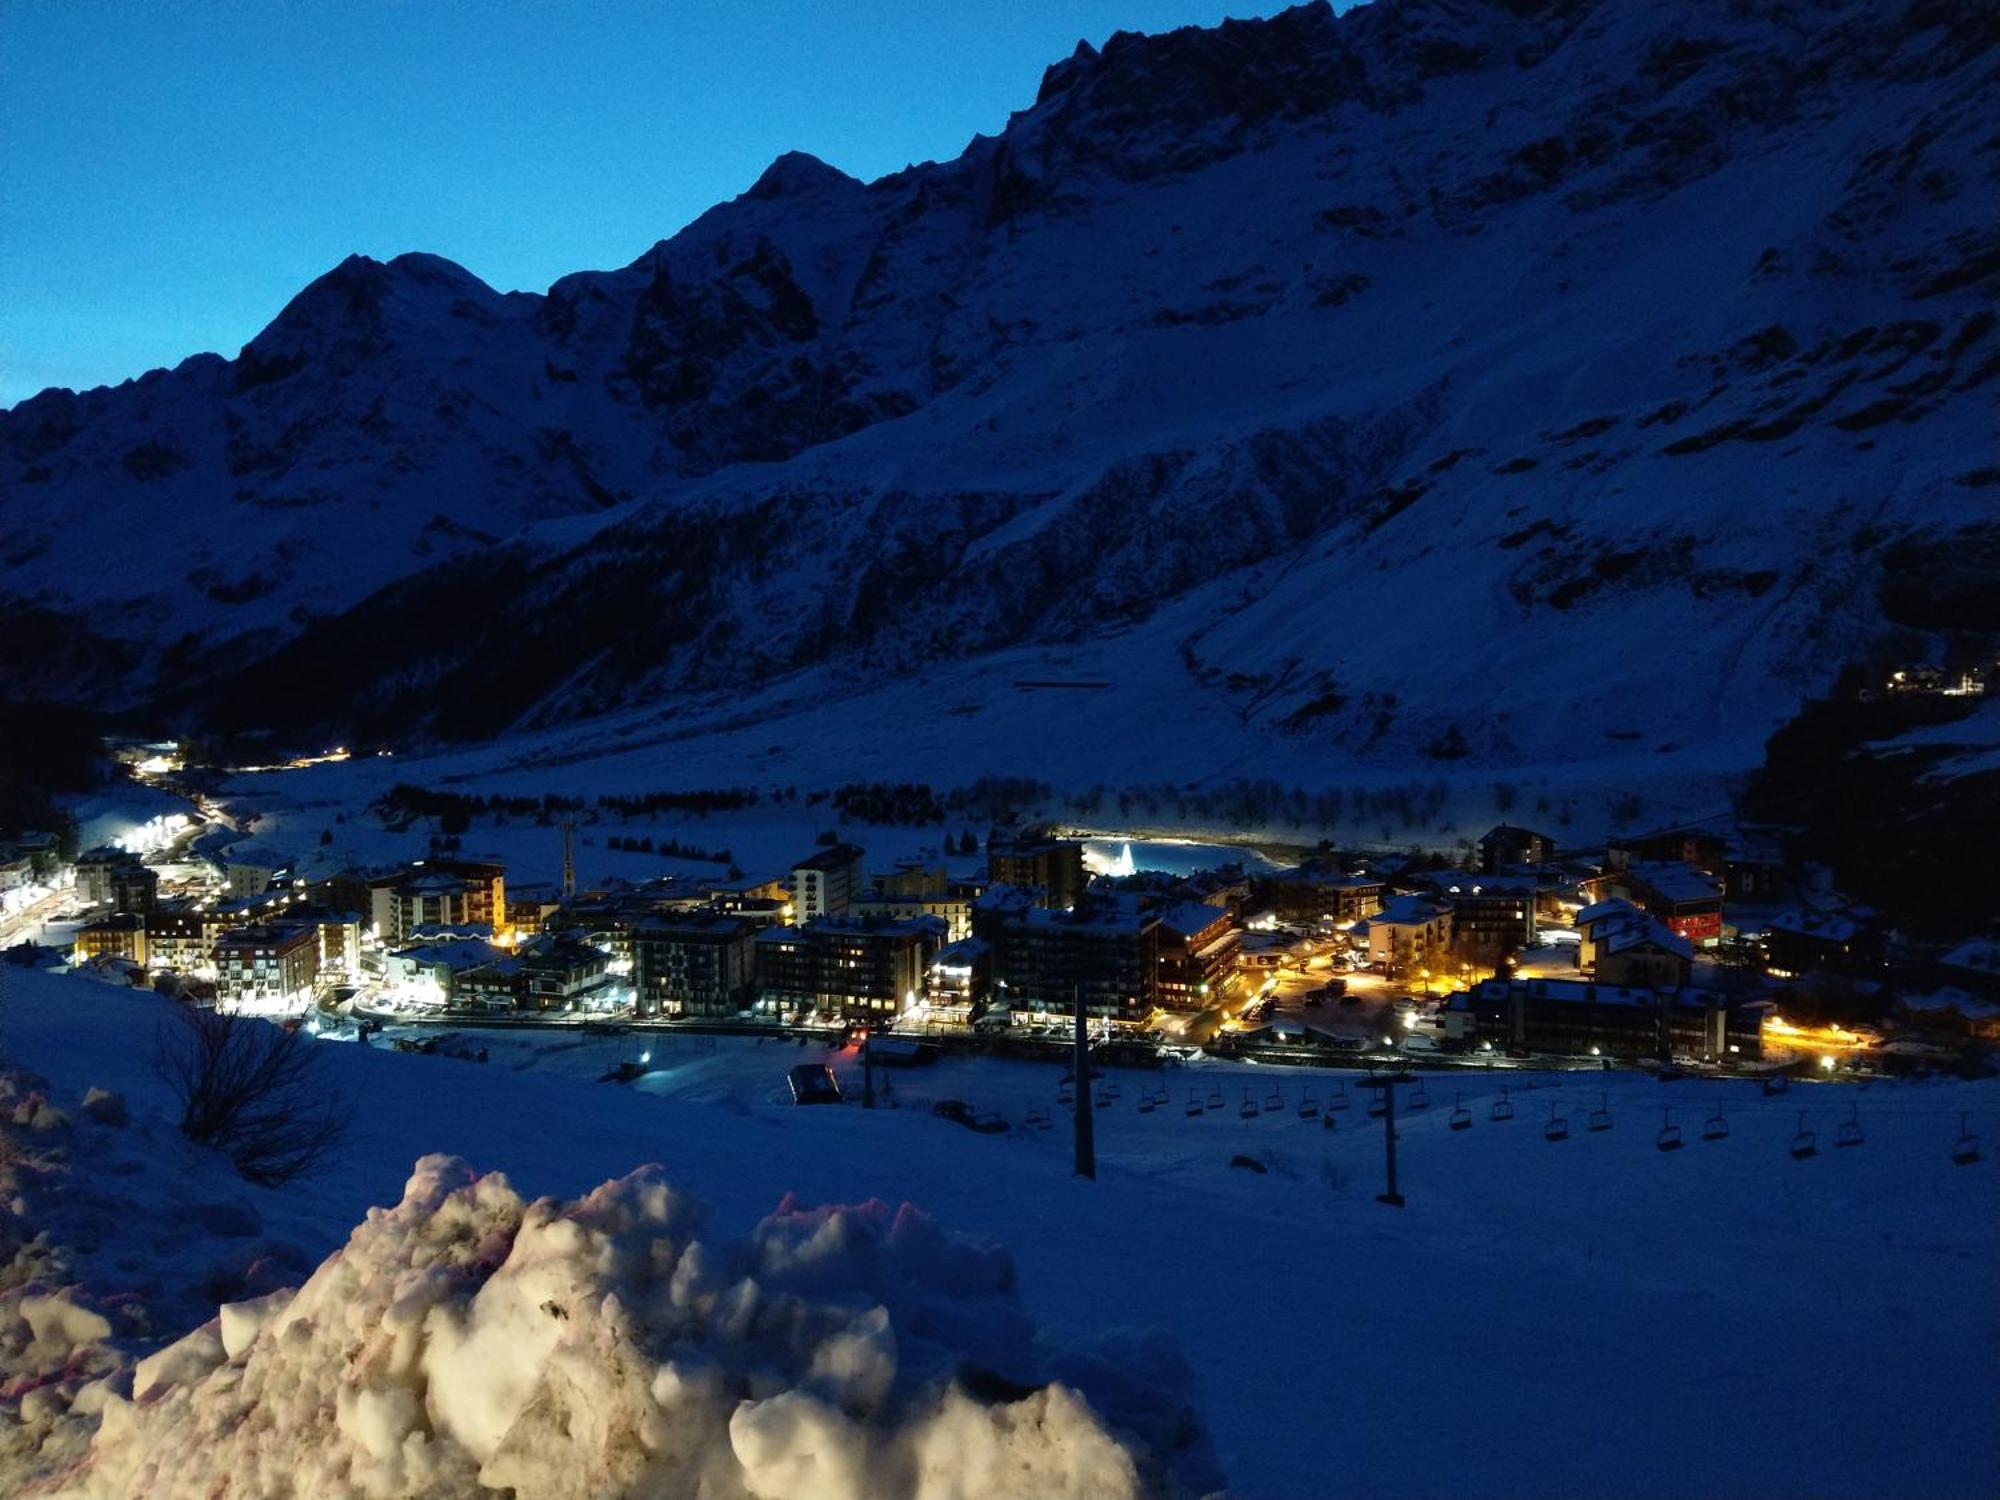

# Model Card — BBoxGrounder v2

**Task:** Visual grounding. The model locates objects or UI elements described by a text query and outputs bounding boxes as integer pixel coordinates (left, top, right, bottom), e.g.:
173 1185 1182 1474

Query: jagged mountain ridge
3 0 1995 777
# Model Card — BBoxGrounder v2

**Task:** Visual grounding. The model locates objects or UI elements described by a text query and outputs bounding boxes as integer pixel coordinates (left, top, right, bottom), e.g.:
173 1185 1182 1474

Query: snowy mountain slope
4 969 1996 1499
4 0 1994 785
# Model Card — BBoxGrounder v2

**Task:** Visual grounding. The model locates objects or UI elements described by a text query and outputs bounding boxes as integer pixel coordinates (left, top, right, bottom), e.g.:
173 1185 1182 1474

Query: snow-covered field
4 967 1995 1498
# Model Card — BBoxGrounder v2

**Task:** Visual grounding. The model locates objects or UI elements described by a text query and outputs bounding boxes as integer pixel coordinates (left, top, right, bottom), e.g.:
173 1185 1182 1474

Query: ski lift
1834 1102 1864 1149
1587 1093 1613 1133
1138 1092 1157 1115
1298 1086 1320 1121
1240 1090 1261 1120
1951 1112 1980 1166
1207 1083 1225 1110
1544 1101 1569 1141
1321 1110 1337 1131
1329 1082 1351 1112
1406 1082 1429 1112
1656 1107 1683 1153
1789 1111 1817 1160
1762 1073 1788 1097
1096 1086 1116 1108
1026 1103 1051 1130
1265 1086 1285 1113
1057 1079 1074 1106
1367 1092 1388 1119
1702 1101 1729 1142
1490 1087 1515 1123
1448 1093 1473 1132
1185 1089 1204 1118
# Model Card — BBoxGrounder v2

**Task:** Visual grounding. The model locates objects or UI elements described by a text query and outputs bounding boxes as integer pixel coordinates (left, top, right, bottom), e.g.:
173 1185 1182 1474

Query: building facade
754 916 940 1022
987 836 1088 911
790 844 865 921
987 899 1161 1022
1155 902 1243 1012
633 913 759 1018
214 924 321 1012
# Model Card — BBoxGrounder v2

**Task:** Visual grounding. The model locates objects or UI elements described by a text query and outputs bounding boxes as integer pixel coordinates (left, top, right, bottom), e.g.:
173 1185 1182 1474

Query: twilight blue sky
2 0 1295 406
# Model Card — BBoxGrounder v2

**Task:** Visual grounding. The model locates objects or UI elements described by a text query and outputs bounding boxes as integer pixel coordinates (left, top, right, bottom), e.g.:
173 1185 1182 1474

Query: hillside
4 0 1994 790
3 969 1995 1497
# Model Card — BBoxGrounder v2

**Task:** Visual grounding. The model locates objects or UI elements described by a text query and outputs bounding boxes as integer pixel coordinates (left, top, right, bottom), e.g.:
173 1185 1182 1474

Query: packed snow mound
69 1155 1214 1499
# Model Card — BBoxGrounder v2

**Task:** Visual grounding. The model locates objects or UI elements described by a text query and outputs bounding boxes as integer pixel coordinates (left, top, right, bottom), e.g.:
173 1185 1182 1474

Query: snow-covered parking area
3 968 1995 1499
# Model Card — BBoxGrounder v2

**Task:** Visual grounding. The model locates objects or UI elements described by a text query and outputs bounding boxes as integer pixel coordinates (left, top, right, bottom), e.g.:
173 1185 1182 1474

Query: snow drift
65 1155 1216 1499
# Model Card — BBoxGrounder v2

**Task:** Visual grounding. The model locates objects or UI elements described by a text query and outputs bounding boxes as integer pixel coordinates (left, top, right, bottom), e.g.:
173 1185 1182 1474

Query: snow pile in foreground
71 1155 1216 1499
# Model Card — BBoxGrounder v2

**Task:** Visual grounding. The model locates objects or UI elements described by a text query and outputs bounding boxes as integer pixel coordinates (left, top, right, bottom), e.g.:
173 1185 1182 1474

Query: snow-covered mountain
4 0 1994 785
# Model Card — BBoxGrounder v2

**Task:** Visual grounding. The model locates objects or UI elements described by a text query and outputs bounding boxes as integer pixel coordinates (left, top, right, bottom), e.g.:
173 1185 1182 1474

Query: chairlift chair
1329 1082 1351 1112
1834 1102 1864 1149
1951 1112 1980 1166
1702 1101 1729 1142
1490 1087 1515 1123
1095 1086 1115 1108
1321 1110 1337 1131
1298 1085 1320 1121
1763 1074 1788 1097
1266 1086 1286 1112
1789 1111 1817 1160
1057 1079 1074 1106
1207 1084 1225 1110
1026 1103 1051 1130
1448 1093 1473 1132
1100 1079 1121 1102
1656 1107 1684 1153
1407 1082 1429 1112
1544 1101 1569 1142
1185 1088 1204 1118
1367 1092 1388 1119
1137 1092 1157 1115
1587 1093 1613 1133
1240 1090 1261 1120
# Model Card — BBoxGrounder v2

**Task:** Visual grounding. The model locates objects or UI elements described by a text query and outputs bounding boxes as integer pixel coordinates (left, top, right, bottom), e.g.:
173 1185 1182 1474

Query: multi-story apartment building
789 844 865 921
754 916 941 1022
987 896 1161 1023
633 912 759 1018
214 924 321 1013
1155 902 1242 1012
986 835 1088 910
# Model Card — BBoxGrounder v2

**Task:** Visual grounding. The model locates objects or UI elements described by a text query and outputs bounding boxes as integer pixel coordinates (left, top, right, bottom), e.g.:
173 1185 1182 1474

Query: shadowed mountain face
4 0 1995 770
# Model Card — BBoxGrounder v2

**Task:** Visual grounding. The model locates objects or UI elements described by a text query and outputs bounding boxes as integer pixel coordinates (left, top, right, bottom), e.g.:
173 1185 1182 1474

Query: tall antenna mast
561 818 576 898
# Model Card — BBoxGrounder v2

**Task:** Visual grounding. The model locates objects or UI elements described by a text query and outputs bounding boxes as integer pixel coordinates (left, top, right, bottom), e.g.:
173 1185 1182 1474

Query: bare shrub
155 1007 351 1186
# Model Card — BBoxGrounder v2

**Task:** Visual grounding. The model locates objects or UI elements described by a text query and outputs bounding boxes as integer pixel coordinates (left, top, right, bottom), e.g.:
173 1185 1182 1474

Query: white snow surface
5 0 1994 804
2 966 1996 1499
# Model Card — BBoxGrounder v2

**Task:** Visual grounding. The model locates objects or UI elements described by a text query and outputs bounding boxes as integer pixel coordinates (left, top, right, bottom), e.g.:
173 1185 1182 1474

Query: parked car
787 1063 843 1105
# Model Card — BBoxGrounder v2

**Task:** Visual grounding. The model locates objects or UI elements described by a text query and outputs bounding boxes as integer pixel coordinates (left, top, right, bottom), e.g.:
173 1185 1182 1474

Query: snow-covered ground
4 967 1995 1498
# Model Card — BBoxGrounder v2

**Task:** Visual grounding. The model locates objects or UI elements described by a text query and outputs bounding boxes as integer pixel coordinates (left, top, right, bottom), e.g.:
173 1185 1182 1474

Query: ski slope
3 968 1994 1498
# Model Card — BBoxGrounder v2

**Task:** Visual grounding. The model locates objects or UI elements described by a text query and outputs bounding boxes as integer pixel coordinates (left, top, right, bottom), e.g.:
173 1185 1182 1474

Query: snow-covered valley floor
4 968 1995 1499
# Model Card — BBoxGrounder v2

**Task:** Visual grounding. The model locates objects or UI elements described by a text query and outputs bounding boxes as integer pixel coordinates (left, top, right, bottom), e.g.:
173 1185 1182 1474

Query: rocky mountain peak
744 150 862 201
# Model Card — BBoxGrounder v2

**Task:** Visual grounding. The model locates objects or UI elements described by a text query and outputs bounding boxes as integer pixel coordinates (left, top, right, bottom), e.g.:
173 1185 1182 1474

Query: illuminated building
1477 823 1557 872
1263 869 1383 925
74 913 148 966
1620 862 1724 947
1155 902 1242 1011
986 835 1088 910
753 916 941 1022
1447 977 1763 1061
214 924 320 1012
790 844 865 920
986 897 1160 1022
1354 895 1453 974
633 913 759 1018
